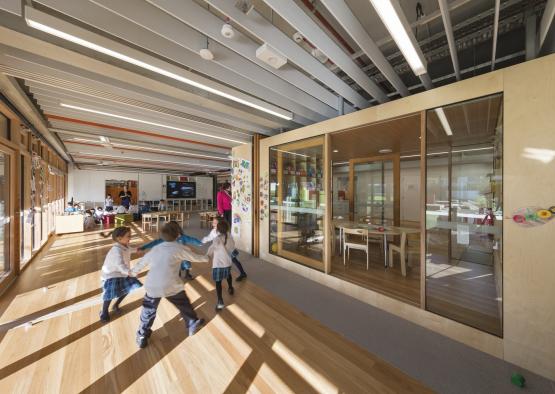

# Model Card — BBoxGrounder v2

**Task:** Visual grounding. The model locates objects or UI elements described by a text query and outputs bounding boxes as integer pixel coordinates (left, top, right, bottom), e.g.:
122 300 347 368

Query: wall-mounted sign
512 206 555 226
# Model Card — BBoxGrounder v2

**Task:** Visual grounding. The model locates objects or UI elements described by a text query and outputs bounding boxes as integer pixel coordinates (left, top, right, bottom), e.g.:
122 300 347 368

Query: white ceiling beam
0 73 69 160
259 0 388 103
23 6 295 122
67 145 229 169
91 0 338 114
35 0 329 122
26 83 252 140
375 0 473 48
438 0 461 81
318 0 408 97
200 0 366 109
368 0 433 90
0 38 283 131
38 105 243 148
539 0 555 51
54 128 229 160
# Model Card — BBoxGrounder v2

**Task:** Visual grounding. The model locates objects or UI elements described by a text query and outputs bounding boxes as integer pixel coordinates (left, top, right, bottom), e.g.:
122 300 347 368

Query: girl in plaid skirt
207 220 235 311
99 226 142 322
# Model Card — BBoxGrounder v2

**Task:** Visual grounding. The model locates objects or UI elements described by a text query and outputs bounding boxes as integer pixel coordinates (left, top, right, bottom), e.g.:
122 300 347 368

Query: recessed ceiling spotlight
199 48 214 60
379 148 392 154
221 23 234 38
292 31 303 43
332 149 339 153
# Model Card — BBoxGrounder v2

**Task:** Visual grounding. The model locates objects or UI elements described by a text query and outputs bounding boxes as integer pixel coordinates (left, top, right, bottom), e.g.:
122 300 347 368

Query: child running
207 220 236 311
131 223 208 348
203 217 247 281
100 226 143 322
138 221 201 280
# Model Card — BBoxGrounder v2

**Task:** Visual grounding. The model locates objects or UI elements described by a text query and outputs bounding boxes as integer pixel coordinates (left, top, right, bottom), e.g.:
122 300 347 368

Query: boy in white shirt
131 223 208 348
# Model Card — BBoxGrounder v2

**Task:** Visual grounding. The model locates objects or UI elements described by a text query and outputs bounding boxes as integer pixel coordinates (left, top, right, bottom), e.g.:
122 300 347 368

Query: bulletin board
231 158 252 253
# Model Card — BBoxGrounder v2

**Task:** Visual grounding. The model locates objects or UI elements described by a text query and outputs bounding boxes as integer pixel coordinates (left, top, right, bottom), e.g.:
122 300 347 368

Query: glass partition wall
330 115 422 306
425 94 503 336
269 137 325 271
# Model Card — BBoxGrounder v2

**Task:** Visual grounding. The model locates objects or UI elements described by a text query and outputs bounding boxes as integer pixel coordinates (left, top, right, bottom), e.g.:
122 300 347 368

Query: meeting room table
333 220 420 267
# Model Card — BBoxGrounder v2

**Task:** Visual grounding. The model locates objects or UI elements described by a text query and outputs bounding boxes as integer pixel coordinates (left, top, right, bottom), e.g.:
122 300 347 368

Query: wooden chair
342 228 369 270
142 213 152 232
388 232 419 276
150 213 160 232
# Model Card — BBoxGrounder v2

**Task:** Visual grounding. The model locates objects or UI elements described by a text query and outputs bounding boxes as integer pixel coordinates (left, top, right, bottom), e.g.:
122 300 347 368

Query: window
0 150 10 277
269 137 325 271
0 113 9 141
425 94 503 336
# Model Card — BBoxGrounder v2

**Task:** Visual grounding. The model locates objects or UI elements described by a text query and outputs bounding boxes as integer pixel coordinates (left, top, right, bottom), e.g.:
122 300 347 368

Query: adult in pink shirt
217 182 232 224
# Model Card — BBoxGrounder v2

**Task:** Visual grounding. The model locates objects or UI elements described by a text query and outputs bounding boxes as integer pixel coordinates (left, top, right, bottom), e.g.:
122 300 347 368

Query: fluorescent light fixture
434 108 453 136
60 103 245 144
25 13 293 121
99 136 109 143
401 147 494 159
67 137 230 161
368 0 427 76
332 149 339 153
270 148 309 158
73 152 229 169
378 148 392 154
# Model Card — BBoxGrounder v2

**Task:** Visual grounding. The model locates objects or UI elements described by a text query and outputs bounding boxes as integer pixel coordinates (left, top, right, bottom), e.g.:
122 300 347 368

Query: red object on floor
102 215 114 226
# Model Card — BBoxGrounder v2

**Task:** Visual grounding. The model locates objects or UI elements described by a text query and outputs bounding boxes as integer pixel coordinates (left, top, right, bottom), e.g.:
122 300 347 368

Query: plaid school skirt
102 277 143 301
212 267 231 282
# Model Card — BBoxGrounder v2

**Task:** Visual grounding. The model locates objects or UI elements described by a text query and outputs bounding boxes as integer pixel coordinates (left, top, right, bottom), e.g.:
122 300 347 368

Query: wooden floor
0 226 431 393
330 248 421 307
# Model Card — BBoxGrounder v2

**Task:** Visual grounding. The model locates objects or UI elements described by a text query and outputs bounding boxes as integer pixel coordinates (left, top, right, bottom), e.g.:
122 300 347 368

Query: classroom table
335 221 420 267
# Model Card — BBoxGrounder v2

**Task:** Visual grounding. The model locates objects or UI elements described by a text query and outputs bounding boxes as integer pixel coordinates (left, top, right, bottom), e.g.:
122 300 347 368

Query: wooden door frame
347 153 401 226
0 142 18 293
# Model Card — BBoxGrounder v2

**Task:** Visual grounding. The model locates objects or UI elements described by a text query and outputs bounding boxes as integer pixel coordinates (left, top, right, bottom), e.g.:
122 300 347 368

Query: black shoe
99 311 110 322
228 287 234 295
236 274 247 282
136 333 148 348
111 304 122 314
188 318 205 336
185 272 194 279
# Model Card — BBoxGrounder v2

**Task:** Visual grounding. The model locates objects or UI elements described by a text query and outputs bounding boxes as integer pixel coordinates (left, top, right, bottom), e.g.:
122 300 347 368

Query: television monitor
166 181 196 198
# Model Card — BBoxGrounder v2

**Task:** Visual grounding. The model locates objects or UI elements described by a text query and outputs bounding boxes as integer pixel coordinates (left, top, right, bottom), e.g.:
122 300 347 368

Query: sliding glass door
425 94 503 336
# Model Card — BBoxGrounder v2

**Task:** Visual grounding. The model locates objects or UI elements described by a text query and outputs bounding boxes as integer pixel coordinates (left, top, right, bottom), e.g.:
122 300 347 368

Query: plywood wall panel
502 55 555 380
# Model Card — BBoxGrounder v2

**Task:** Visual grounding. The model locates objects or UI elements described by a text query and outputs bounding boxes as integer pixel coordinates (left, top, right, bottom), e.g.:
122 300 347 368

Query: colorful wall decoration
512 206 555 226
259 171 269 221
231 158 252 252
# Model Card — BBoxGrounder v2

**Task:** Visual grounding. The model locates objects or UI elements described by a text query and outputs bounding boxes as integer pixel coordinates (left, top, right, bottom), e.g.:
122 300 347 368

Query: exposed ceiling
0 0 552 174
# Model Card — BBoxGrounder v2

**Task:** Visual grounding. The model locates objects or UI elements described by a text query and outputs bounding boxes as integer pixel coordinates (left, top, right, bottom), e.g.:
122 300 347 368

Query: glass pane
0 151 10 275
269 137 325 270
425 94 503 336
0 114 9 141
353 161 394 225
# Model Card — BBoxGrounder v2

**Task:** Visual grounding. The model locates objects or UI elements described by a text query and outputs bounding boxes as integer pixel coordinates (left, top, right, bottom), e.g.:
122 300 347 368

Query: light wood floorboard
0 227 431 393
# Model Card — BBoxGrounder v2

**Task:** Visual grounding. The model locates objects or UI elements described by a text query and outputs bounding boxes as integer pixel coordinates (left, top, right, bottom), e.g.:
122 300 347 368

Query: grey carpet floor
185 222 555 394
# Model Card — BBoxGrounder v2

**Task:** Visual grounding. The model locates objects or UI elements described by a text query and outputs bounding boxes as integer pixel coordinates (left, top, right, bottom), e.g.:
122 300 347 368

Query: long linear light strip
434 108 453 136
368 0 427 76
400 147 494 158
67 137 230 161
25 18 293 121
73 152 229 169
60 103 245 144
270 148 309 158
